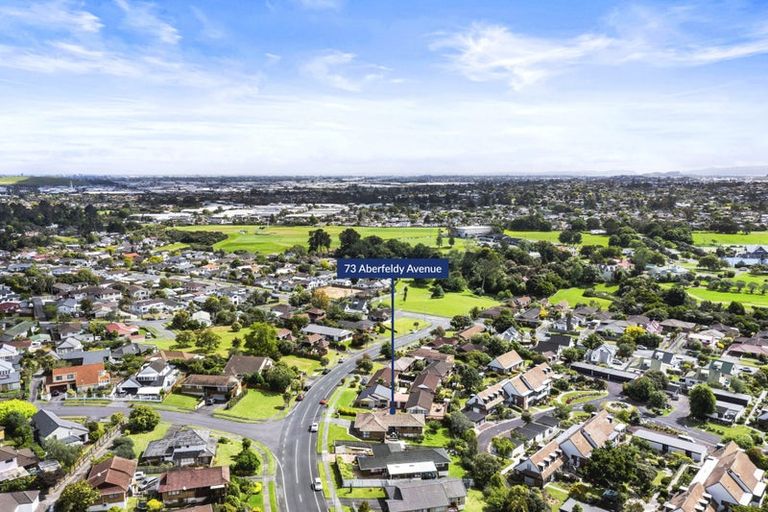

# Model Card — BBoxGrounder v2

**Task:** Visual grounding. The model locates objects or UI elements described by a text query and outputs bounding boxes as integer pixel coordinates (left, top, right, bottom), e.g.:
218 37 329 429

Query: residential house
157 466 230 506
504 363 555 409
55 337 83 355
301 324 352 343
0 447 39 483
357 443 450 479
0 360 21 392
86 456 137 511
515 410 626 486
223 355 274 378
105 323 139 338
0 491 39 512
660 319 697 333
351 411 425 441
344 298 369 316
46 363 111 395
384 479 467 512
32 409 89 445
665 442 766 512
633 429 708 463
586 344 617 365
487 350 524 373
465 379 509 419
142 427 217 467
116 360 179 400
181 375 241 402
457 324 485 341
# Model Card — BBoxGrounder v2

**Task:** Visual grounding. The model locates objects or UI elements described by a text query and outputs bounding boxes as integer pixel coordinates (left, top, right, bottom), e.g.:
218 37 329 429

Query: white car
310 422 319 432
678 434 695 443
313 477 323 491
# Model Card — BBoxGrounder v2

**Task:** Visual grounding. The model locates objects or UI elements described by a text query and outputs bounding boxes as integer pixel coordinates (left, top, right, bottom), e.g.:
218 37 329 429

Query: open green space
692 231 768 246
464 489 486 512
544 484 570 512
325 423 359 452
410 425 452 447
504 230 610 246
161 392 200 411
557 390 608 405
0 176 28 185
126 421 172 458
175 225 470 254
548 287 612 308
384 280 501 317
213 388 287 421
685 287 768 308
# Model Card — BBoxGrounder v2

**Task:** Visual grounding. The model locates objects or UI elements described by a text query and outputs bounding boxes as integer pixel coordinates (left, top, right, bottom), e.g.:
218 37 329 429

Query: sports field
504 230 610 246
548 287 613 308
174 225 469 254
686 287 768 308
384 280 501 317
692 231 768 246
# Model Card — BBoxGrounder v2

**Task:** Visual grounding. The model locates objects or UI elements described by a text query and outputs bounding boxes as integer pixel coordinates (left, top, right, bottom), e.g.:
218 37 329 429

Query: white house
487 350 524 373
586 344 617 365
0 490 39 512
191 311 212 327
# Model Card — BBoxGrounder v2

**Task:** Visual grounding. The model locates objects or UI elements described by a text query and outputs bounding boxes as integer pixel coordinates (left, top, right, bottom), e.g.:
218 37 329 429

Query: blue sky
0 0 767 174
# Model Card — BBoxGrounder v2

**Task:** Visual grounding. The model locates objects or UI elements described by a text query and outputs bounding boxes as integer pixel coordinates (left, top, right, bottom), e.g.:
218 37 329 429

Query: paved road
46 311 450 512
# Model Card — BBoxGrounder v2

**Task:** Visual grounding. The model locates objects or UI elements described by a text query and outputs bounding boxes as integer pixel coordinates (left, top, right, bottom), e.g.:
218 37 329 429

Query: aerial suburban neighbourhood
0 175 766 512
2 0 768 511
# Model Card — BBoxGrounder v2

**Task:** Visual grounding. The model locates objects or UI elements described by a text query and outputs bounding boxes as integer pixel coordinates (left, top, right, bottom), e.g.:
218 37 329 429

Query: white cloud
302 50 387 92
434 5 768 89
114 0 181 45
0 0 103 33
190 6 225 40
432 23 612 90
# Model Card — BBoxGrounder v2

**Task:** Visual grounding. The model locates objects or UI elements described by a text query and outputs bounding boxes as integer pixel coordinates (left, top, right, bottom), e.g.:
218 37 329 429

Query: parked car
313 477 323 491
309 422 318 432
319 399 328 406
296 394 304 401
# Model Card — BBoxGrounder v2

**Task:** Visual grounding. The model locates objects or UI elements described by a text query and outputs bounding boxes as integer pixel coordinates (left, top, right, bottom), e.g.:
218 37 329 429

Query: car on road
313 477 323 491
309 422 318 432
296 393 304 401
319 399 328 406
322 368 330 375
678 434 695 442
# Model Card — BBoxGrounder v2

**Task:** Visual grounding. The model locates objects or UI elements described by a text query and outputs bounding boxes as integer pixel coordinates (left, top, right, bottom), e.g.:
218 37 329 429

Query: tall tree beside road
689 384 717 420
244 322 280 359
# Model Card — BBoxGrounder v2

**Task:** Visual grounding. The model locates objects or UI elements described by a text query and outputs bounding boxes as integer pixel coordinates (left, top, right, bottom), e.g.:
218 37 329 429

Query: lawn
701 421 761 440
685 287 768 308
161 392 200 411
464 489 486 512
213 388 286 421
544 484 570 512
557 390 608 405
152 242 189 253
0 176 28 185
384 280 501 317
411 425 451 447
548 287 612 308
504 230 610 246
213 436 245 466
280 354 324 375
692 231 768 246
174 225 470 254
126 421 172 458
325 423 360 452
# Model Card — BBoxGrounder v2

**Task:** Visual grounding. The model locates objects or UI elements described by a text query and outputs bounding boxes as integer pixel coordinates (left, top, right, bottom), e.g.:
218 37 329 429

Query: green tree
195 328 222 353
689 384 716 420
232 438 261 475
308 229 331 253
469 452 502 490
44 438 82 470
57 481 100 512
244 322 280 359
0 400 37 423
174 330 196 349
127 405 160 433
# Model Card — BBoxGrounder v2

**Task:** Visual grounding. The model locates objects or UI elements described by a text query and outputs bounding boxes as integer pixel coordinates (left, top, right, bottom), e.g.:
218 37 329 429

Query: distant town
0 174 767 512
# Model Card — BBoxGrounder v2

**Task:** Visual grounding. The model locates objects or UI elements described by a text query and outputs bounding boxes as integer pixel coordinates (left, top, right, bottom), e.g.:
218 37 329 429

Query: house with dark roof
115 359 179 400
223 355 274 378
384 479 467 512
0 447 39 483
181 374 241 402
141 427 217 467
32 409 89 446
357 443 450 479
86 456 137 511
158 466 230 506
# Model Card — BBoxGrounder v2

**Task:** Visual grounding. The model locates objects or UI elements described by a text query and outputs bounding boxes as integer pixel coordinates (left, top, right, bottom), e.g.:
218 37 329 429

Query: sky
0 0 767 175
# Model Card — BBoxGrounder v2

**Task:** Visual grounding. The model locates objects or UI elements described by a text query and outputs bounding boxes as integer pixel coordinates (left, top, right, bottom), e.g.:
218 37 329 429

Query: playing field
0 176 28 185
382 280 501 317
686 287 768 308
504 230 610 246
174 225 470 254
548 287 613 308
692 231 768 246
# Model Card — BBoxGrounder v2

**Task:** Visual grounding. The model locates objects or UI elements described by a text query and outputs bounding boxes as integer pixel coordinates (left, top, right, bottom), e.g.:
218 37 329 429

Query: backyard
384 280 501 317
213 388 287 421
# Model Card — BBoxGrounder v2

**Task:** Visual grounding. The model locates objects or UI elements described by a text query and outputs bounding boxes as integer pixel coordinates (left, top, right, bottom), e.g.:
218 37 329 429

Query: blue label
336 258 449 279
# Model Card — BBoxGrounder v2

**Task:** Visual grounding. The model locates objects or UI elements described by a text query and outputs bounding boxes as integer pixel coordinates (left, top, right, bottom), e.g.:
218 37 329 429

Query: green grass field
213 388 287 421
383 280 501 317
161 392 200 411
174 225 470 254
504 230 610 246
0 176 28 185
325 423 359 452
548 287 612 308
464 489 486 512
126 421 172 458
686 287 768 308
692 231 768 246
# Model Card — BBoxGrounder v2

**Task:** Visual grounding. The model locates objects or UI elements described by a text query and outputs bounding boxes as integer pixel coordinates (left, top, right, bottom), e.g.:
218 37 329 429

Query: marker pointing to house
337 258 449 414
